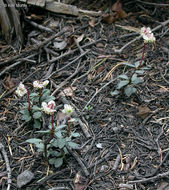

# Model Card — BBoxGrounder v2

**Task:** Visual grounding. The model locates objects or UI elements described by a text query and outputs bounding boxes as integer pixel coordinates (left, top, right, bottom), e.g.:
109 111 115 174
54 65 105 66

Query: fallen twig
67 147 90 177
83 77 118 111
128 170 169 184
0 143 11 190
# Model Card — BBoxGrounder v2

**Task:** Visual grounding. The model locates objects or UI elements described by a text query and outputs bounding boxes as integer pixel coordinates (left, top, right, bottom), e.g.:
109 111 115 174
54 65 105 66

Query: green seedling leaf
132 78 144 85
135 70 145 74
36 130 50 134
134 61 140 68
123 62 135 68
26 138 42 144
118 74 129 80
57 138 66 149
117 80 129 89
131 74 137 82
110 90 120 96
20 109 30 116
48 150 61 157
70 132 80 137
45 96 55 102
30 93 39 102
125 86 137 97
140 67 149 70
33 111 42 119
55 124 66 131
51 140 58 148
54 130 63 138
21 115 32 122
33 120 41 129
41 89 50 101
49 158 63 168
32 106 41 112
67 141 79 149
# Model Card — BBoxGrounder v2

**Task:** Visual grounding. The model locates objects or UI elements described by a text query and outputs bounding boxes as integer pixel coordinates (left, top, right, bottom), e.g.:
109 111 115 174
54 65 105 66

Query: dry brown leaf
89 18 95 27
112 0 128 19
157 181 169 190
76 34 84 43
5 76 19 90
136 105 152 119
102 13 116 24
74 171 88 190
58 87 76 97
56 111 66 126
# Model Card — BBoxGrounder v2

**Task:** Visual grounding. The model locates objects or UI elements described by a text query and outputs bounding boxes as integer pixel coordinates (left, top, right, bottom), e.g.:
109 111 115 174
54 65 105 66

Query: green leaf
30 93 39 102
110 90 120 96
123 62 135 68
57 138 66 149
135 70 145 74
140 67 150 70
131 74 137 82
21 115 32 122
51 140 58 148
117 80 129 89
70 132 80 137
45 96 55 102
118 74 129 80
35 142 44 150
36 130 50 134
26 138 42 144
32 106 41 112
33 120 41 129
49 158 63 168
33 111 42 119
55 124 66 131
54 130 63 138
134 61 140 68
41 89 50 101
20 109 30 116
48 150 61 157
67 141 79 149
124 86 137 97
132 78 144 85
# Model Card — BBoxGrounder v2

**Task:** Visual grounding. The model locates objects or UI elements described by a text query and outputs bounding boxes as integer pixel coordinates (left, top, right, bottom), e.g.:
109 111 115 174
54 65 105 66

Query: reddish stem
139 43 146 67
50 114 55 139
26 88 31 111
66 117 71 136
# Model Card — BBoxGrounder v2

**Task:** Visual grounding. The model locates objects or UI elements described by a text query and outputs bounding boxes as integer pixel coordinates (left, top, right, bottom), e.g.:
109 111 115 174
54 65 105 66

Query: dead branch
0 143 11 190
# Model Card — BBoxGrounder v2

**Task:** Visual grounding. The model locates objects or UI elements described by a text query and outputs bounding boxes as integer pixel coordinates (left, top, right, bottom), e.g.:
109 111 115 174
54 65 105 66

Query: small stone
17 170 34 188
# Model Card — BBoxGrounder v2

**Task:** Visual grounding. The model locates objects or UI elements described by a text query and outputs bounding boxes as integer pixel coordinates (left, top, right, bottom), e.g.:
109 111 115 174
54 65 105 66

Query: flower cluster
33 80 49 89
62 104 74 116
140 27 156 43
42 101 56 115
15 83 27 97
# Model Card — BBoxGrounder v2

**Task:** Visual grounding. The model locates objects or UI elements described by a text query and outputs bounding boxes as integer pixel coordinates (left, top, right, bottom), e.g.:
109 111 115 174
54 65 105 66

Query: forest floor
0 0 169 190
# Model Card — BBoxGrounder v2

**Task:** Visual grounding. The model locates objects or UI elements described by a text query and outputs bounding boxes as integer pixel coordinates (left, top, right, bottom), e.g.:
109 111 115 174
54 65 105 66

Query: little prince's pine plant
15 80 55 129
26 104 80 168
111 26 155 97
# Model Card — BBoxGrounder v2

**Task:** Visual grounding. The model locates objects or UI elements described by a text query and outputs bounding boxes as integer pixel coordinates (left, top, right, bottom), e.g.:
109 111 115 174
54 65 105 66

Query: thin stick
83 77 118 111
128 170 169 184
0 143 11 190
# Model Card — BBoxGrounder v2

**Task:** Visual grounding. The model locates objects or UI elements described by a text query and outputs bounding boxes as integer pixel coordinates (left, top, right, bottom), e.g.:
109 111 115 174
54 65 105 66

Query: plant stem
44 114 55 160
38 89 42 106
25 88 31 111
139 43 146 67
66 117 71 136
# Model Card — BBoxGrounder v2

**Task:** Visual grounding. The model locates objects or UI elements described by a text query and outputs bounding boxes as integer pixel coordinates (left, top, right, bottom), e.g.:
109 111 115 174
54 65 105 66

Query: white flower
140 27 156 43
42 100 56 115
62 104 74 116
15 83 27 97
33 80 49 89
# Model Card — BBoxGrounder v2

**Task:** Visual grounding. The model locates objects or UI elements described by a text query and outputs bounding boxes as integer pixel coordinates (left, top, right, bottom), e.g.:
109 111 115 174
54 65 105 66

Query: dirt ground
0 0 169 189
